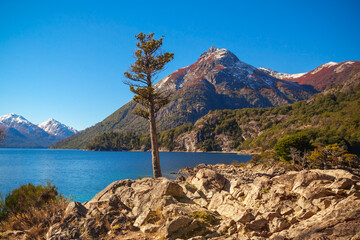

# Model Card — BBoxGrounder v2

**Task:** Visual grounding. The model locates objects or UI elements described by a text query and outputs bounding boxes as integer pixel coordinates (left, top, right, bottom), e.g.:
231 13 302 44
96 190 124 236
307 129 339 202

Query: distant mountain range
0 114 77 148
52 47 359 149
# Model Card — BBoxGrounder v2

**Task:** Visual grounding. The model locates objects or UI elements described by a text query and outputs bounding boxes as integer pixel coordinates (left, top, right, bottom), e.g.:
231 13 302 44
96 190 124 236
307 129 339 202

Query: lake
0 149 251 202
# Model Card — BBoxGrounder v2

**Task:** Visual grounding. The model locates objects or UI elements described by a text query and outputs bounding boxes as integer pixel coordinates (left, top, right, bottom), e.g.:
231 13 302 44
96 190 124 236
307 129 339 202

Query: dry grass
0 198 68 239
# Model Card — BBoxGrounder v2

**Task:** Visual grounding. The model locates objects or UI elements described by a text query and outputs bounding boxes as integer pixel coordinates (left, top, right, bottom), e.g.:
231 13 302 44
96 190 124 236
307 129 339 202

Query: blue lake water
0 149 251 202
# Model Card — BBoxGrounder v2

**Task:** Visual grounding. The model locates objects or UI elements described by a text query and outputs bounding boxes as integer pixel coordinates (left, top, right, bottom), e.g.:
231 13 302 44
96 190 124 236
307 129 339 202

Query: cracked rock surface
11 163 360 240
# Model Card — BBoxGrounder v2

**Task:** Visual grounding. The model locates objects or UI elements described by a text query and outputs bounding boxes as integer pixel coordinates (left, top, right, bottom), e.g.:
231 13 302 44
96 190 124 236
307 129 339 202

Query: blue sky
1 0 359 130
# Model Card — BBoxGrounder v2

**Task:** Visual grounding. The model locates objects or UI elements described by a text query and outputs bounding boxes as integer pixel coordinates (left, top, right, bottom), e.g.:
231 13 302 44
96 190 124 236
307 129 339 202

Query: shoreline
71 148 258 155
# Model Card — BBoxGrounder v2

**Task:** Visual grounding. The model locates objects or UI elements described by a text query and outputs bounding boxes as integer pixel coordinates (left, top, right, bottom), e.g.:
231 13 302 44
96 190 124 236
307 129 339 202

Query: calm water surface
0 149 251 202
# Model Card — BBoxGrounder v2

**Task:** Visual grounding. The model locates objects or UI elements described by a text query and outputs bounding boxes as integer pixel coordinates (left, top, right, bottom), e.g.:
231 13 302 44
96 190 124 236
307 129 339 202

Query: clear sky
1 0 359 130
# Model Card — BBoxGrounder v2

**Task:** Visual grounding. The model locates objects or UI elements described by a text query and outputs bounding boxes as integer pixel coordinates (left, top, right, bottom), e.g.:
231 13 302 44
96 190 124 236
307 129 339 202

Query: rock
65 201 87 217
312 197 333 210
235 209 255 224
110 213 128 227
269 217 290 233
108 195 130 211
162 216 193 238
277 204 293 216
134 208 152 227
272 195 360 239
0 230 26 239
302 185 335 200
44 164 360 240
245 218 268 231
329 178 354 190
46 223 63 240
156 180 185 198
162 203 192 219
291 170 335 192
218 219 236 234
227 225 237 235
140 223 160 233
190 169 227 193
295 209 316 220
208 191 245 219
316 169 360 181
176 175 186 182
193 197 208 207
263 211 281 221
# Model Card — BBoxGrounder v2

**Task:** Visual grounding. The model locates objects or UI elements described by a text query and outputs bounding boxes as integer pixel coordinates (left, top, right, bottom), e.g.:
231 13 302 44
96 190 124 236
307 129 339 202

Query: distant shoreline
1 147 257 156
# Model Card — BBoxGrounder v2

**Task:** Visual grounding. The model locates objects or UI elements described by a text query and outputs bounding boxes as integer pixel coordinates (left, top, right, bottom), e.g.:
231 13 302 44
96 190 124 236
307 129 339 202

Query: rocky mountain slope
21 163 359 240
84 70 360 154
259 61 360 91
170 70 360 154
0 114 77 148
52 47 316 149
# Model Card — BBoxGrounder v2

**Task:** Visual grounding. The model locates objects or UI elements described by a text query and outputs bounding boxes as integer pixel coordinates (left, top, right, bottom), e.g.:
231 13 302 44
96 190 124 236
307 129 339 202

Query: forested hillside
85 73 360 154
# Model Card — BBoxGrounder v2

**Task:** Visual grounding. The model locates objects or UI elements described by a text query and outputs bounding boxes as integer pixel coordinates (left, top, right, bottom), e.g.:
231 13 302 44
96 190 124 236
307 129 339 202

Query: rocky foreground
10 163 359 240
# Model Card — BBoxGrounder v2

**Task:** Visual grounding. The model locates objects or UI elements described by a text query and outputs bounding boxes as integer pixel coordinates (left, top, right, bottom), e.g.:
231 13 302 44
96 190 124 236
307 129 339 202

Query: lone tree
124 33 174 178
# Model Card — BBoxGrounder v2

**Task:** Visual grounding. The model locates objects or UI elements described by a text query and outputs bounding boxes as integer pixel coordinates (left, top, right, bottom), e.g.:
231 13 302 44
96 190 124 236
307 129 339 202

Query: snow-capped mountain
155 47 311 96
0 113 41 135
38 118 78 138
154 46 314 107
53 47 316 149
258 61 360 91
0 114 77 148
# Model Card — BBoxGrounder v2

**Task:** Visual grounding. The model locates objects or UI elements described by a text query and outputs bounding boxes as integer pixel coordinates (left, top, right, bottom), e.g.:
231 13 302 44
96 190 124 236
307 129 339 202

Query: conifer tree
124 33 174 178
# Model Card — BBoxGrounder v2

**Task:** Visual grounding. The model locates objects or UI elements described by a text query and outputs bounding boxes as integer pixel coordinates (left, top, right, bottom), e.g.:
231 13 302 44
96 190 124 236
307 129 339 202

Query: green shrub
274 133 313 162
0 182 62 221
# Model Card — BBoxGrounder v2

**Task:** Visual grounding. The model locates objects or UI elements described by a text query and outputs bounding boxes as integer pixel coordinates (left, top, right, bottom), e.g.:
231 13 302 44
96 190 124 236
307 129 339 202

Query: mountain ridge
258 61 360 91
0 114 77 148
52 47 317 149
52 48 359 150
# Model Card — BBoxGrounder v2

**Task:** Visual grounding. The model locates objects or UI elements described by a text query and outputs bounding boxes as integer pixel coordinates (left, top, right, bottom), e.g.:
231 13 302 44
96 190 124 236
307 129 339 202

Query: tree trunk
149 102 162 178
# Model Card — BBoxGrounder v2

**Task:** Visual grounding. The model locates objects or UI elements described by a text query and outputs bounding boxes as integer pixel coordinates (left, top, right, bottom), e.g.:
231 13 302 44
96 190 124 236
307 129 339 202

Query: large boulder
190 169 227 193
272 195 360 239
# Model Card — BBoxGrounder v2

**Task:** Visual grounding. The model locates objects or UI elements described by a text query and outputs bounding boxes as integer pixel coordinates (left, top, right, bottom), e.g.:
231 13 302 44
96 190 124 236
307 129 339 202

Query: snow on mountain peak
198 47 238 63
310 62 338 75
198 46 221 60
324 61 338 66
258 67 306 79
214 48 229 59
38 118 78 137
199 47 254 72
0 113 31 125
0 113 78 138
156 47 278 92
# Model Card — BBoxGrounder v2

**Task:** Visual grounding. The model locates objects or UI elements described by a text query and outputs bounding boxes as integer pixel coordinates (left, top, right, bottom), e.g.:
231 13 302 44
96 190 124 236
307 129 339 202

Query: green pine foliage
85 125 192 151
274 133 313 162
86 131 145 151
